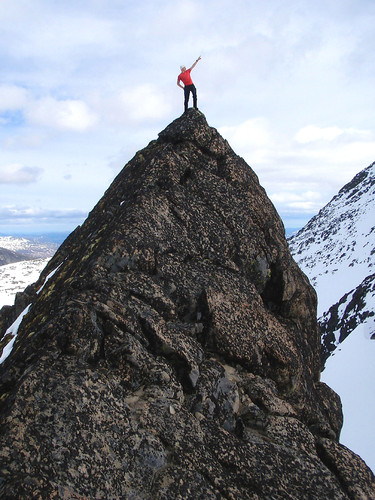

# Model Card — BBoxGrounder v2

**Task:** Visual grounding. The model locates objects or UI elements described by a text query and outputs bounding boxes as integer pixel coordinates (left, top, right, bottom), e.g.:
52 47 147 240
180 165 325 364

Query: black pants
184 84 197 111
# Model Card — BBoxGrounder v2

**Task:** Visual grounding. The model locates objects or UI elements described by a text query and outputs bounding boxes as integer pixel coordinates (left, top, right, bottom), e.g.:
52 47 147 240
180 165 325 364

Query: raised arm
189 56 201 71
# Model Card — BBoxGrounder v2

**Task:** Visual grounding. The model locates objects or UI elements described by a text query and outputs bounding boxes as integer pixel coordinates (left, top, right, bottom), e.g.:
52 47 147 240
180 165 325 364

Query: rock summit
1 110 374 498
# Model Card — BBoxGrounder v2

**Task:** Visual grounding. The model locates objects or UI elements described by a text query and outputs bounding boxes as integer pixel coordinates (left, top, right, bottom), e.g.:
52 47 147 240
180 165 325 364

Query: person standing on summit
177 56 201 112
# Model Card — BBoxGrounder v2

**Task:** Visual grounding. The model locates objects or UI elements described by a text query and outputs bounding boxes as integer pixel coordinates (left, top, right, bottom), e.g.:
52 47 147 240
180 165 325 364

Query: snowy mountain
0 236 58 308
288 162 375 316
0 236 58 261
288 160 375 473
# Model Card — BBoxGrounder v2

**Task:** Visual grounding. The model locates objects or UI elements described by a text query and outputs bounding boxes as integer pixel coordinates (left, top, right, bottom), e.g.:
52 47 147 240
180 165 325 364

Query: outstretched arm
189 56 201 71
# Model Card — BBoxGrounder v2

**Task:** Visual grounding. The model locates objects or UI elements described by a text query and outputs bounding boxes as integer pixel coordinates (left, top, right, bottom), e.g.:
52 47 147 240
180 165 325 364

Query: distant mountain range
0 235 59 265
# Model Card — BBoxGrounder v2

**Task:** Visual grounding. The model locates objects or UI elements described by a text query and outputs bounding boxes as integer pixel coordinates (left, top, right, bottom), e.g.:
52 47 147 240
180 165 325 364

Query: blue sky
1 0 375 234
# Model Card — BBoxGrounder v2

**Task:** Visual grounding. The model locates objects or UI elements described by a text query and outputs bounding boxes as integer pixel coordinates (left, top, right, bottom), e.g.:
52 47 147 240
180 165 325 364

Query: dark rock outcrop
0 110 374 498
321 272 375 365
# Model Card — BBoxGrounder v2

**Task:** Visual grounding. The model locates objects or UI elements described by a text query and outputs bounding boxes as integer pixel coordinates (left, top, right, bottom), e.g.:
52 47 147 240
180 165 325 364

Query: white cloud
0 85 28 111
0 205 87 222
294 125 372 144
0 84 98 132
0 204 86 232
270 191 323 213
0 164 43 184
0 1 119 61
218 117 375 219
2 131 47 149
271 190 321 204
219 118 272 150
295 125 344 144
97 84 173 125
25 97 98 132
150 0 200 39
119 84 172 122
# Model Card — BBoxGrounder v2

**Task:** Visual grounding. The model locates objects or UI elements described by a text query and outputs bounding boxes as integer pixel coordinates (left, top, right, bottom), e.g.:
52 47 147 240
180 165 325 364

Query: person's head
180 66 186 72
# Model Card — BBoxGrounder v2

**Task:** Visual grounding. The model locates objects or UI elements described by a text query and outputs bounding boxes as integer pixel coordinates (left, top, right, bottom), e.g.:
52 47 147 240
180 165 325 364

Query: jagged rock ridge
0 110 374 499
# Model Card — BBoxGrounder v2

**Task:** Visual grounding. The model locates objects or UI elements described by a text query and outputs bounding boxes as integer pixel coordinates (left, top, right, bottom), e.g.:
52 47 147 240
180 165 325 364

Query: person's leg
192 85 197 109
184 86 190 112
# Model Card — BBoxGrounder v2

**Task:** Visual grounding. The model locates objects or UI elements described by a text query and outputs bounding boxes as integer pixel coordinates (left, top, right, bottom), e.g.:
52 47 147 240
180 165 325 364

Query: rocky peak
0 110 374 498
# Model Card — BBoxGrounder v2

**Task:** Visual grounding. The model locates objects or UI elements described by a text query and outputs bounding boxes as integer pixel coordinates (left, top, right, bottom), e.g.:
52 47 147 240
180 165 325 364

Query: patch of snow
36 263 63 295
321 327 375 473
362 280 375 339
333 328 340 346
336 290 354 320
0 258 49 307
0 304 31 364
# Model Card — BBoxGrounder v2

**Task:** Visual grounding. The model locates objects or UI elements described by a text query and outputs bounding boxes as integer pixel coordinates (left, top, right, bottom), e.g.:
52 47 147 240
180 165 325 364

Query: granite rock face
0 110 374 498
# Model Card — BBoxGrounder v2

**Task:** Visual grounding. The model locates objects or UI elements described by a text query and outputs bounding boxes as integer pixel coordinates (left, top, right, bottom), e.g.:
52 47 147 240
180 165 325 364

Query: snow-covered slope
288 162 375 316
288 161 375 473
0 236 58 307
0 258 50 307
322 322 375 474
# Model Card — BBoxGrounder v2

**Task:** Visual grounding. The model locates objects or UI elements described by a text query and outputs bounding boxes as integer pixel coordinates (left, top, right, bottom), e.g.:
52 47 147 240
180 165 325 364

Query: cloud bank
0 165 43 184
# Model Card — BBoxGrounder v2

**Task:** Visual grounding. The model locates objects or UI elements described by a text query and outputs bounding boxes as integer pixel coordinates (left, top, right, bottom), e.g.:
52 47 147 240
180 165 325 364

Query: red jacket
178 69 193 86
